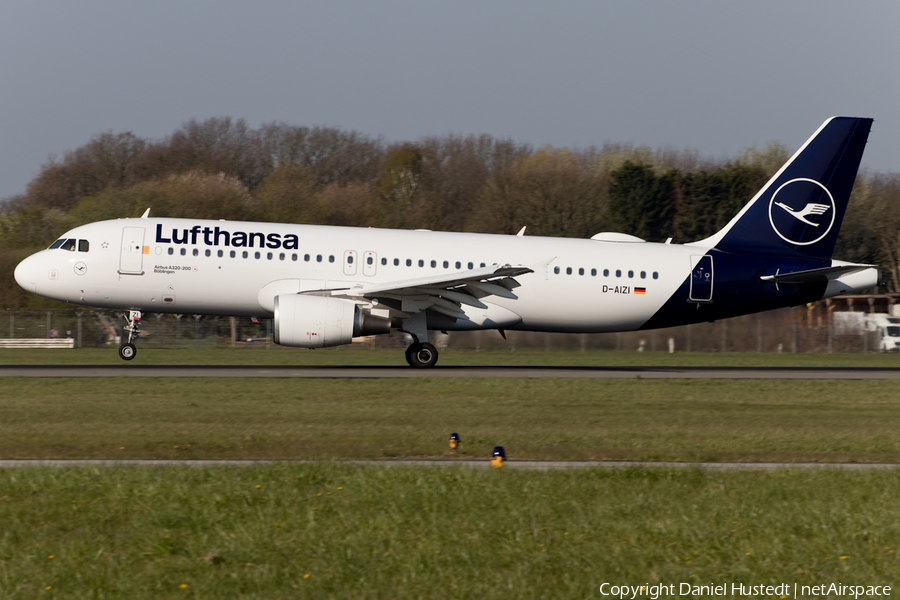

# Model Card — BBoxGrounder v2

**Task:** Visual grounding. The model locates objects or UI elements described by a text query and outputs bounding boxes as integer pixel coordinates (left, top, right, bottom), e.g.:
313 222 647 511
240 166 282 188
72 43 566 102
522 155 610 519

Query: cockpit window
887 326 900 337
78 239 89 252
60 239 77 251
49 239 66 249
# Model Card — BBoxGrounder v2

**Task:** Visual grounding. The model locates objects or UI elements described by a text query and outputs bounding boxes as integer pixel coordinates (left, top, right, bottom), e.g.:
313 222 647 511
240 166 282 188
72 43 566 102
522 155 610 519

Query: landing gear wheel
118 343 137 361
119 310 142 361
405 342 438 368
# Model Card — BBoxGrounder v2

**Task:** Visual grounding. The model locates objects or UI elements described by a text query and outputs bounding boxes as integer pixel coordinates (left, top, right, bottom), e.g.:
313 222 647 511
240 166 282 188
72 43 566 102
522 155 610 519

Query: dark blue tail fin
696 117 872 258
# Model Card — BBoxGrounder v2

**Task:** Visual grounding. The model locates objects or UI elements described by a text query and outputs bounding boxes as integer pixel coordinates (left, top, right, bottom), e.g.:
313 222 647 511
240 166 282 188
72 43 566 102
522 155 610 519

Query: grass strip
0 465 897 599
2 378 900 462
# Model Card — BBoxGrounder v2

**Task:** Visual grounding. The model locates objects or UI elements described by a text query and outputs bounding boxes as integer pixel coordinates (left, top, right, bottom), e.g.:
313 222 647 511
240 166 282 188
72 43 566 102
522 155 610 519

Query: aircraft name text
153 265 194 274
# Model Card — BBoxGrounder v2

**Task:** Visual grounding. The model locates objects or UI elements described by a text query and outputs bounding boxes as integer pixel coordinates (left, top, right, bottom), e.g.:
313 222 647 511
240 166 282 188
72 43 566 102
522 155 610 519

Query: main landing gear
405 342 439 368
401 313 438 368
118 310 141 361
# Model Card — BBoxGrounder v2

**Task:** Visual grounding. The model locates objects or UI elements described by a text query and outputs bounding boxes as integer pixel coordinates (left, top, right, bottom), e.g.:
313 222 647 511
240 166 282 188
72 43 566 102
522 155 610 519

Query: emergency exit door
343 250 357 276
363 252 377 276
119 227 146 274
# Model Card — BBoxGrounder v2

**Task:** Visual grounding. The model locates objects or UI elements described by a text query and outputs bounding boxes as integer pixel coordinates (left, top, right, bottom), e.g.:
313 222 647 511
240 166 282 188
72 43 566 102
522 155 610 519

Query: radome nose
14 255 37 293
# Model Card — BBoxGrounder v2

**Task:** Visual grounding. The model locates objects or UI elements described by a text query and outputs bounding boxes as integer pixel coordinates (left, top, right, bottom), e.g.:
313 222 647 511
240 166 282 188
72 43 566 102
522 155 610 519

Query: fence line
0 306 888 353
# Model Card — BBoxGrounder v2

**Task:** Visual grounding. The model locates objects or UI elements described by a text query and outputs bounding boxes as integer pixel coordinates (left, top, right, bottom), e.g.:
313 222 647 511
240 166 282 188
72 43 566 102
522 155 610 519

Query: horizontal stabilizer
760 263 874 284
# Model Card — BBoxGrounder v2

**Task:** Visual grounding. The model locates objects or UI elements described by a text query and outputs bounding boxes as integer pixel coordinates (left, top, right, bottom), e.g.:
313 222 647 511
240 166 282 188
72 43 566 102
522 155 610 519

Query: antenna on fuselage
140 208 151 218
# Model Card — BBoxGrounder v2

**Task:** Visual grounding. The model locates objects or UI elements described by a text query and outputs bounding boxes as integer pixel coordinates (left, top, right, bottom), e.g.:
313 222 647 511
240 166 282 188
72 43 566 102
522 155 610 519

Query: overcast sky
1 1 897 201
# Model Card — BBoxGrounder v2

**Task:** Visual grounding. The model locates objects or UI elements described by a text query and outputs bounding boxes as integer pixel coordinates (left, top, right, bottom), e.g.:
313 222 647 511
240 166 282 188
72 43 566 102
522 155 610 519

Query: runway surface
1 458 899 470
3 365 900 379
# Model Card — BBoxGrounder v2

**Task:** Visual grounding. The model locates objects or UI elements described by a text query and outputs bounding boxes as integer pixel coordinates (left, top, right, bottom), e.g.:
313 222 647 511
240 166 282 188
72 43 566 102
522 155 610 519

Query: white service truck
865 314 900 352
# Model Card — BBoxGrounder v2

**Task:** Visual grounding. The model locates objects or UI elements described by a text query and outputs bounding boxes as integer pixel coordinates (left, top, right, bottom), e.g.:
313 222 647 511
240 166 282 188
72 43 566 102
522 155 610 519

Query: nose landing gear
118 310 141 361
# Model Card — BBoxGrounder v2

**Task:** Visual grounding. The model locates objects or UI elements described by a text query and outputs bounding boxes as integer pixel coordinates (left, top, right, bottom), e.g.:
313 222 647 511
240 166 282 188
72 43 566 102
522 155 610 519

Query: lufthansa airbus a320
14 117 879 367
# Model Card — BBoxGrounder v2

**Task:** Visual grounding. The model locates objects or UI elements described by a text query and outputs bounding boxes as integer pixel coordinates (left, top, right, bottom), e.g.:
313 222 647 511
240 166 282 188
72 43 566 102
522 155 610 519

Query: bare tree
24 132 148 210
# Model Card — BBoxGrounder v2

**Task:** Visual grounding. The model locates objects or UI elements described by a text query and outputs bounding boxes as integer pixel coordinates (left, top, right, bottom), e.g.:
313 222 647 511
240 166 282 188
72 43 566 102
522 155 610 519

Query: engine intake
273 294 390 348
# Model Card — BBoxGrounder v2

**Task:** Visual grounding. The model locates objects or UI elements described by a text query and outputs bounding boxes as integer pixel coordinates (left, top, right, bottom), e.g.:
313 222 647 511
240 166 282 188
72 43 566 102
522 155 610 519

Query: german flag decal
634 287 646 295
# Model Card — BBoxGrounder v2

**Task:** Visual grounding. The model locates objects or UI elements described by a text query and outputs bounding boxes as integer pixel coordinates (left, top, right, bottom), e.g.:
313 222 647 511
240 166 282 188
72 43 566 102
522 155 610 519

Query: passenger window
193 249 199 257
615 269 621 277
180 248 187 256
329 255 334 263
367 257 373 265
380 258 386 265
242 251 249 258
628 270 633 278
653 272 659 279
168 248 174 255
480 263 486 268
578 268 584 276
347 256 354 264
78 240 89 252
205 249 211 257
255 252 261 259
292 254 298 261
640 271 646 279
591 268 597 276
468 262 474 270
418 260 424 267
455 261 461 269
566 267 572 275
431 260 436 268
49 239 65 249
267 252 273 260
443 260 449 268
316 255 322 262
393 258 399 266
304 254 310 261
406 259 412 266
217 250 223 258
230 250 236 258
554 266 560 274
603 269 609 277
279 253 285 261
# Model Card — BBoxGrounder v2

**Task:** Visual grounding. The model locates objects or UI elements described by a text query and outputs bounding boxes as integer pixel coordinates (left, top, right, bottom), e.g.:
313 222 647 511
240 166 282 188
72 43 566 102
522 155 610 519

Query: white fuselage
16 217 703 333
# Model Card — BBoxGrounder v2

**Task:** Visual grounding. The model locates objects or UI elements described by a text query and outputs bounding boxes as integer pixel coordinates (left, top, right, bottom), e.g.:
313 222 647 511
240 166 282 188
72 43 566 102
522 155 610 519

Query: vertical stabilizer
693 117 872 259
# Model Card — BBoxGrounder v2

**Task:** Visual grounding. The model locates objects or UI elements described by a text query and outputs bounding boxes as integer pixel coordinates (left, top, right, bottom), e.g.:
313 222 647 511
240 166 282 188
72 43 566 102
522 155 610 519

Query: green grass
2 347 900 367
3 378 900 462
1 465 897 599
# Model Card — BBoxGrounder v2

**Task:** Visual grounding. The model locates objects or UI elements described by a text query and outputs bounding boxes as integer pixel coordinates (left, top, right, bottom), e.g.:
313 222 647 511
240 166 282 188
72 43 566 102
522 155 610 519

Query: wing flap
334 264 532 298
306 263 533 321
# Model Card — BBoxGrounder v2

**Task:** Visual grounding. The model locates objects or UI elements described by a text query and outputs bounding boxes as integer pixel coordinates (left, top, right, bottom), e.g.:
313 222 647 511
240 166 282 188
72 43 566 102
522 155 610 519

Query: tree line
2 117 897 309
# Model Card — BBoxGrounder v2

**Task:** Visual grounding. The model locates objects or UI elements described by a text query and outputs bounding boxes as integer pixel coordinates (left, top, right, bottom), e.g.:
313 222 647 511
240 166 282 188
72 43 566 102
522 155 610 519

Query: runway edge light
491 446 506 468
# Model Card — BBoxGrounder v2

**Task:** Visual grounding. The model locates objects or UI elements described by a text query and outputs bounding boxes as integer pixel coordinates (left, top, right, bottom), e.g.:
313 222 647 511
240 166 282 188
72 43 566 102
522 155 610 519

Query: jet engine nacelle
273 294 390 348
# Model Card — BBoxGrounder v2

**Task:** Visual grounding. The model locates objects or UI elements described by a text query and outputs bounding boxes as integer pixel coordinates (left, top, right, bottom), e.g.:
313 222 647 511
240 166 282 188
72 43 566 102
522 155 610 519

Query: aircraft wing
303 263 533 319
760 263 875 284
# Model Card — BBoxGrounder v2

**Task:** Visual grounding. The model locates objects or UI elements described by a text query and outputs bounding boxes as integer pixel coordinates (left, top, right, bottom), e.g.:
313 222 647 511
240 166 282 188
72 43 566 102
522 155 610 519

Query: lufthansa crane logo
767 178 835 246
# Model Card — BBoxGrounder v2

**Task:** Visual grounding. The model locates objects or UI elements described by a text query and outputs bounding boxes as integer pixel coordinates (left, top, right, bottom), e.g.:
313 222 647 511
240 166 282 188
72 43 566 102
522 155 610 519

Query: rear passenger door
689 255 713 302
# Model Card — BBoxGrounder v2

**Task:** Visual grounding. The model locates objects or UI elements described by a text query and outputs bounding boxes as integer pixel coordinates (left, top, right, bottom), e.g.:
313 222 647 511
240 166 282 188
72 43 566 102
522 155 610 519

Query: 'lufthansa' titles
155 224 299 250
